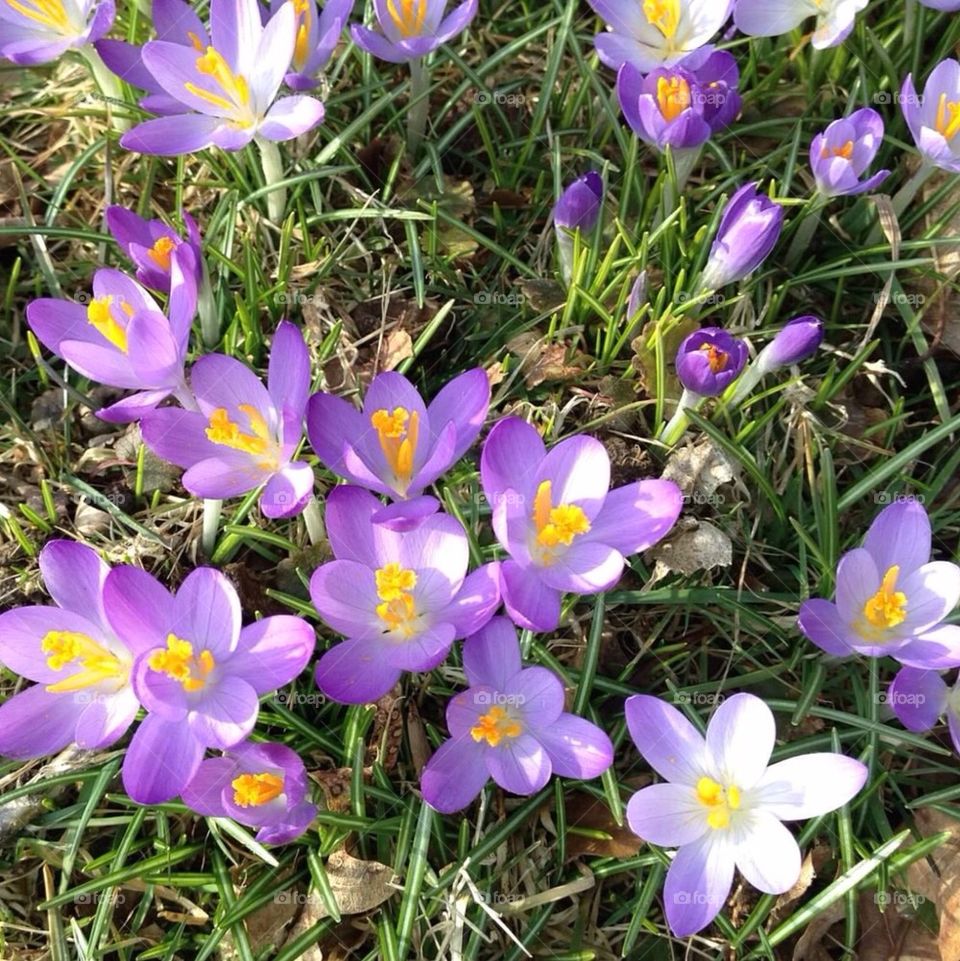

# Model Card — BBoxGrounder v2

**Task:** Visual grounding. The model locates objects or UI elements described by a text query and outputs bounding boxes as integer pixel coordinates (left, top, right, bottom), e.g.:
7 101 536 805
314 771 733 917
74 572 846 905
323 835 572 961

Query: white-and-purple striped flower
0 0 113 65
480 417 683 633
625 693 867 936
142 321 315 518
420 617 613 812
901 59 960 174
810 108 889 197
310 486 500 703
799 500 960 668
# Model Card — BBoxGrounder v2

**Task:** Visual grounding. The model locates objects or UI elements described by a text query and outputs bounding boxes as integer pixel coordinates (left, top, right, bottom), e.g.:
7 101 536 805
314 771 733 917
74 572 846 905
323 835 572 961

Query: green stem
785 198 825 267
302 496 325 546
723 363 765 412
255 138 286 223
658 388 702 447
78 45 129 133
201 499 222 557
198 262 219 349
407 58 430 159
659 146 702 223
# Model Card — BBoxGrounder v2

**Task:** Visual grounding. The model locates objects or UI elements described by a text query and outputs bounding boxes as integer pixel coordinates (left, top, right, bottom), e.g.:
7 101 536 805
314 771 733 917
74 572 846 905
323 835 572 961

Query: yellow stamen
293 0 312 68
232 772 284 807
205 405 276 466
470 705 523 747
41 630 126 693
698 342 729 374
862 565 908 631
656 75 691 122
696 776 741 830
370 407 420 489
376 592 417 634
531 480 591 554
821 139 855 160
935 92 960 142
147 634 216 693
4 0 70 32
86 296 130 353
375 562 418 601
385 0 426 37
184 46 251 115
643 0 680 40
147 236 177 272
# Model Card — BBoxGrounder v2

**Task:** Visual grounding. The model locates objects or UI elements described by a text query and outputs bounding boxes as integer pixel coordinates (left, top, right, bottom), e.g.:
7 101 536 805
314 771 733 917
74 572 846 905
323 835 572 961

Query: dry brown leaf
377 328 413 371
650 518 733 578
322 849 397 916
507 331 587 388
905 807 960 959
563 793 643 861
857 890 939 961
631 316 699 400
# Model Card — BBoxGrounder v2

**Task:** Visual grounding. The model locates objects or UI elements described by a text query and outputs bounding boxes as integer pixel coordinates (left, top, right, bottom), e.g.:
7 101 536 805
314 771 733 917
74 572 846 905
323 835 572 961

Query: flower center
470 706 523 747
87 295 132 353
206 405 279 468
385 0 427 37
147 236 177 272
643 0 680 39
656 75 691 122
532 480 591 560
147 633 216 693
936 93 960 142
293 0 312 68
231 772 284 807
375 563 419 635
41 630 126 693
370 407 419 491
5 0 72 32
862 564 908 631
699 342 729 373
821 139 854 160
184 46 252 120
696 775 741 830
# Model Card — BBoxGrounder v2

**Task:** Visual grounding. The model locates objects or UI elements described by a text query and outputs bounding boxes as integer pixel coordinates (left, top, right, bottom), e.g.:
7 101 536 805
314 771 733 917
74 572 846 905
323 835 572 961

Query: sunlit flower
799 500 960 667
0 0 113 65
349 0 478 63
625 693 867 936
734 0 869 50
810 108 889 197
675 327 748 396
272 0 353 89
901 59 960 173
420 617 613 812
755 316 823 375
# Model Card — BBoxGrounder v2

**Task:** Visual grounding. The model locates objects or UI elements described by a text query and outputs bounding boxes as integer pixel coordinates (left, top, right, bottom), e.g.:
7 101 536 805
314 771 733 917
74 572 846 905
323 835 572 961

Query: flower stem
302 496 325 546
657 388 702 446
198 261 219 348
255 137 286 223
201 499 222 557
78 45 129 133
867 162 933 246
723 363 765 411
407 58 430 159
785 198 824 267
659 146 702 221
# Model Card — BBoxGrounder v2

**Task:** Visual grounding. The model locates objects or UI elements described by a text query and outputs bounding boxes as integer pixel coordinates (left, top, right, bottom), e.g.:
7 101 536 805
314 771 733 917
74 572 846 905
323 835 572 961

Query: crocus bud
699 183 784 291
554 171 604 232
756 316 824 375
675 327 748 397
811 109 889 198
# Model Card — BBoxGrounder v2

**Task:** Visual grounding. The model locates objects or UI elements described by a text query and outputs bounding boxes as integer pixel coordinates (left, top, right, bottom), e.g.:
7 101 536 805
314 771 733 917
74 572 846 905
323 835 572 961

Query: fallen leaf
650 518 733 578
661 437 738 507
377 328 413 371
563 793 643 861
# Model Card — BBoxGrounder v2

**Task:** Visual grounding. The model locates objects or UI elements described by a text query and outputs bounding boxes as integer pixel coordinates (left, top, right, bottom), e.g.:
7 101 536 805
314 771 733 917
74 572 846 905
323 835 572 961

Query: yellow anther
936 93 960 142
184 46 251 115
293 0 312 68
86 296 130 353
385 0 426 37
376 592 417 635
147 236 177 271
656 75 691 122
375 562 418 601
821 139 855 160
41 630 125 693
5 0 71 32
862 565 908 631
370 407 419 488
698 342 730 374
205 405 276 464
532 480 591 553
696 776 741 830
643 0 680 39
147 633 216 693
231 772 284 807
470 705 523 747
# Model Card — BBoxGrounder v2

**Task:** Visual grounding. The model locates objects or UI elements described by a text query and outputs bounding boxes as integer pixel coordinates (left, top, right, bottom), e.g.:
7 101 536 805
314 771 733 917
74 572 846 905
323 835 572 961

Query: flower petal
485 733 552 796
627 783 709 847
420 737 490 813
624 694 707 786
887 667 948 732
122 714 205 804
862 500 931 576
499 559 562 633
181 756 236 816
0 685 82 758
232 615 316 695
314 637 401 703
585 479 683 556
663 832 735 937
797 598 852 657
535 713 613 781
103 565 173 656
261 462 314 518
0 607 106 684
732 811 801 894
462 616 522 689
39 539 109 628
188 675 260 748
480 417 546 505
705 693 775 789
170 568 241 657
753 753 868 820
75 688 139 749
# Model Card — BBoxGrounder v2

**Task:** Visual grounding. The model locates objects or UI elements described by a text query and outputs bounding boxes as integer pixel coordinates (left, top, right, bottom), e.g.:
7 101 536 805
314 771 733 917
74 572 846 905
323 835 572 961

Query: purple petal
140 408 216 468
462 616 522 689
182 456 266 499
122 714 205 803
97 388 175 424
309 560 380 639
268 321 311 428
39 539 108 626
188 675 260 748
535 713 613 780
232 615 316 695
103 565 173 655
256 801 316 843
350 24 412 62
314 637 401 703
181 756 235 816
887 668 948 732
434 0 478 43
532 435 611 521
862 500 931 577
439 563 501 638
626 783 709 847
624 694 707 786
895 625 960 669
797 598 852 657
425 368 490 462
121 114 223 155
0 607 104 684
260 462 314 519
420 737 490 813
259 96 325 140
75 688 139 749
705 693 775 789
499 559 562 633
663 833 735 937
754 754 868 820
834 548 880 623
536 540 624 595
324 485 400 566
510 666 565 725
733 812 801 894
306 392 370 482
383 623 455 672
170 568 241 657
372 495 441 531
480 417 546 505
485 733 552 795
586 479 683 556
0 685 82 758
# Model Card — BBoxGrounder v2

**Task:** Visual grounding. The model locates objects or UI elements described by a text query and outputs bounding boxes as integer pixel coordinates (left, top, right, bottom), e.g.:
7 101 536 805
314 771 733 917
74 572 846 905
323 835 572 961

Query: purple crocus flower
887 667 960 757
919 0 960 8
811 108 889 198
586 0 733 72
104 564 314 804
554 172 604 233
106 205 203 294
675 327 748 397
420 617 613 812
307 368 490 508
698 183 784 292
0 0 113 65
799 500 960 668
480 417 683 632
96 0 210 116
119 0 325 155
271 0 353 90
625 693 868 937
310 485 500 703
26 255 197 422
182 740 317 843
734 0 868 50
349 0 478 63
142 321 315 518
616 49 740 152
755 316 823 375
901 59 960 174
0 541 146 758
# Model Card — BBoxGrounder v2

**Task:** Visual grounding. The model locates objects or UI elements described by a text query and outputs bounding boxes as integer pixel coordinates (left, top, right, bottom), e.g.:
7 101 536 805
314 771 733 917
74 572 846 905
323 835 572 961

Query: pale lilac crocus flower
625 693 868 936
480 417 683 632
182 740 317 843
142 321 315 518
119 0 324 155
799 500 960 668
26 253 197 422
307 368 489 515
586 0 734 72
902 59 960 174
810 109 889 198
272 0 353 90
420 617 613 812
349 0 478 63
0 541 146 758
0 0 113 65
310 485 500 703
105 564 315 804
734 0 869 50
